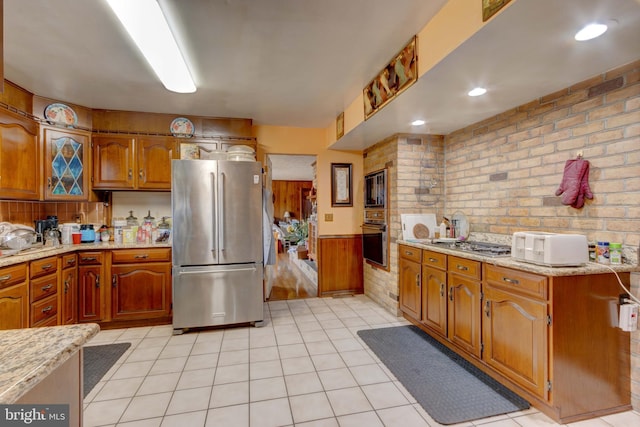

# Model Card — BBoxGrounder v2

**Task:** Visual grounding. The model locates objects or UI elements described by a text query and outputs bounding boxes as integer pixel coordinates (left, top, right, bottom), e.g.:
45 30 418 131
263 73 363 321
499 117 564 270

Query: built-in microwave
364 169 386 208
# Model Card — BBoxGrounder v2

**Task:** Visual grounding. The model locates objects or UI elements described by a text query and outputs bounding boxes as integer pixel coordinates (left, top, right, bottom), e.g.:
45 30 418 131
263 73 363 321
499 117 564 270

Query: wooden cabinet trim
111 248 171 263
29 256 58 279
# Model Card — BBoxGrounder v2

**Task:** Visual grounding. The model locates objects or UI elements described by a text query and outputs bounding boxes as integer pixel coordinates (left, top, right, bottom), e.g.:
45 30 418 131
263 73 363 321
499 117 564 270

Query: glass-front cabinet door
42 126 90 200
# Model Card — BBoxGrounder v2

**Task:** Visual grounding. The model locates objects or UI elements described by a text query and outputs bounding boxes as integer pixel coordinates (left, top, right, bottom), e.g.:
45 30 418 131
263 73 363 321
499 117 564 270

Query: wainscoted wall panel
317 235 363 296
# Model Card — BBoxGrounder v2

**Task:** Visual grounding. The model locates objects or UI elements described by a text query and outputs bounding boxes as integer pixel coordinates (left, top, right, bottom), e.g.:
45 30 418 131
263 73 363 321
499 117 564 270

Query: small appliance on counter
511 231 588 267
80 224 96 243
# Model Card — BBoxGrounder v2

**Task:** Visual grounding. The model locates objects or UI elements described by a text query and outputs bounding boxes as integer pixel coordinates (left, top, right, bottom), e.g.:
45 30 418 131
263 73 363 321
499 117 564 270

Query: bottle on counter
112 218 126 244
609 243 622 265
439 222 447 240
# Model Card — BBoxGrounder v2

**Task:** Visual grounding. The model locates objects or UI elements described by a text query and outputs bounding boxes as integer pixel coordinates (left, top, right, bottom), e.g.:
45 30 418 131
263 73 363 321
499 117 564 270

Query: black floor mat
83 343 131 398
358 325 529 425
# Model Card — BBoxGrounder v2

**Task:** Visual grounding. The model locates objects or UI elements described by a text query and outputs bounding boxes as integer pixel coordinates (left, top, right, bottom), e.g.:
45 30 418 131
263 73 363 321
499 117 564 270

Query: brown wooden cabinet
78 251 105 322
110 248 172 321
29 256 59 327
42 126 91 200
398 244 421 320
447 256 482 358
0 109 40 200
421 250 447 337
0 263 29 330
92 135 175 190
60 253 78 325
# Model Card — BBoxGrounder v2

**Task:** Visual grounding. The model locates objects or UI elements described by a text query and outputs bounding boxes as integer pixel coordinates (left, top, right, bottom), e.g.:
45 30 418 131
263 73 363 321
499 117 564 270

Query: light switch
325 213 333 222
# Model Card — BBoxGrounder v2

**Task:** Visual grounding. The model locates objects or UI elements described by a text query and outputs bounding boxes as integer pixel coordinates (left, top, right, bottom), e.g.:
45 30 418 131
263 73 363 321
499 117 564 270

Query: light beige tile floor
83 295 640 427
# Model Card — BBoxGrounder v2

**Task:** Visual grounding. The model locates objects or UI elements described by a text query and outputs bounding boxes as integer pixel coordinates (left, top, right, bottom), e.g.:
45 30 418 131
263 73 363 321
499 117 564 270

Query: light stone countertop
0 242 171 268
0 323 99 403
398 239 640 277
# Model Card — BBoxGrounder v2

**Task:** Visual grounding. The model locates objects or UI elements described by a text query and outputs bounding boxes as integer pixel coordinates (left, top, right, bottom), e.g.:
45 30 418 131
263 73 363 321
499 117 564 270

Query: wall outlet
325 213 333 222
619 304 638 331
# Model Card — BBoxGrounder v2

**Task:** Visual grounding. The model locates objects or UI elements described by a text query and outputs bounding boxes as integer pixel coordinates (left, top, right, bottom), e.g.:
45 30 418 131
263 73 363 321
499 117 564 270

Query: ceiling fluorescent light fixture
574 23 608 41
468 87 487 97
105 0 196 93
411 119 426 126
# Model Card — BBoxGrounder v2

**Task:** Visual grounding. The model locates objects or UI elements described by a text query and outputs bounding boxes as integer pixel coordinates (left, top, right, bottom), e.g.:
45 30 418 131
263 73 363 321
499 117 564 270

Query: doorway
266 154 317 301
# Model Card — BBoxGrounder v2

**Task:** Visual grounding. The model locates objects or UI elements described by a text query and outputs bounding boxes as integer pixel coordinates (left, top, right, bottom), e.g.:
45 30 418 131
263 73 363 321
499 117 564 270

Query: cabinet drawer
448 256 481 280
399 245 421 263
30 274 58 302
31 294 58 326
484 264 547 299
30 256 58 279
78 251 104 265
422 250 446 270
61 253 77 269
112 248 172 264
0 263 27 290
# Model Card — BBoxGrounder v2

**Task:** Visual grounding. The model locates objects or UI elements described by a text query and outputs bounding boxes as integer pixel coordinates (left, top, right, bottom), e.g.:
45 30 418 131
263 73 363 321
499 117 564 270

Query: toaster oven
511 231 588 267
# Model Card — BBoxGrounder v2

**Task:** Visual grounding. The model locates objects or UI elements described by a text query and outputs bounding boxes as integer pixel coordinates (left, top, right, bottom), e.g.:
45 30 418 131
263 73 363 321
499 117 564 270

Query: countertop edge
0 323 100 403
0 243 171 268
398 240 640 276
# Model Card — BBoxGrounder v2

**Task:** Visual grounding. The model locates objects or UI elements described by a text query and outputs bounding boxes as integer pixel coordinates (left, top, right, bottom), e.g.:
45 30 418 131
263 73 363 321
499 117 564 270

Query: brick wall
444 59 640 412
363 134 445 315
445 60 639 247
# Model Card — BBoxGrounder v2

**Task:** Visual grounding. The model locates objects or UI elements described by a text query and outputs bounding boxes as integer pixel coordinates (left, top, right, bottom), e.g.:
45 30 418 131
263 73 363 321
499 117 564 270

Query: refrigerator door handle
219 172 226 251
178 266 257 274
211 172 216 251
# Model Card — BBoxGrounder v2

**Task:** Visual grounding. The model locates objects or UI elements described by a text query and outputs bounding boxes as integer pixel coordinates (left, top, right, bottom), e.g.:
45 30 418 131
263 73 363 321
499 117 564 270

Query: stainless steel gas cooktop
430 240 511 257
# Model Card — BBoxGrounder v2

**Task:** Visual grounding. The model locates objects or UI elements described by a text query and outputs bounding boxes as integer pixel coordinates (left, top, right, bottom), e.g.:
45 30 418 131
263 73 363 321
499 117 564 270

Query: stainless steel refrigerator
171 159 264 333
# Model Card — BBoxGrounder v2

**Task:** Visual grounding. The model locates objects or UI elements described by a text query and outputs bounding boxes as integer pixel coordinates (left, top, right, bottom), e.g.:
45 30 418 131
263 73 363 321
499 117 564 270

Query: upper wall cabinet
92 135 176 191
0 109 40 200
42 126 91 200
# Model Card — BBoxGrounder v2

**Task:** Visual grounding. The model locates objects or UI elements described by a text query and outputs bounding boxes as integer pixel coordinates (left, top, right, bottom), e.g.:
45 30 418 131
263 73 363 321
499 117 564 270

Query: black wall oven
362 222 387 267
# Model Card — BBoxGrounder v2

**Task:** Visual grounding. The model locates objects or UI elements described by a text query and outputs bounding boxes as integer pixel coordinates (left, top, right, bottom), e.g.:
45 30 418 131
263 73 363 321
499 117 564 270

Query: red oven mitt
555 158 593 208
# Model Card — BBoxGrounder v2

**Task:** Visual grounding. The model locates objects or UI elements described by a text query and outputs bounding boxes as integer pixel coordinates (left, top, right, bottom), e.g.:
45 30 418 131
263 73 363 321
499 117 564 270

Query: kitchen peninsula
398 237 639 423
0 323 99 427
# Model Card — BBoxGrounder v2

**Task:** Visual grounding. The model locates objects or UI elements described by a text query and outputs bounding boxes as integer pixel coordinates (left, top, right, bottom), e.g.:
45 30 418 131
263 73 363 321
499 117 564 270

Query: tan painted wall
254 125 363 236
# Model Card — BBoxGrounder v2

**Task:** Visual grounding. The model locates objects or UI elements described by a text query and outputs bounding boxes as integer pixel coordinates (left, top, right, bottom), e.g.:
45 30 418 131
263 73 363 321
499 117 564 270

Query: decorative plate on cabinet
170 117 194 138
44 103 78 127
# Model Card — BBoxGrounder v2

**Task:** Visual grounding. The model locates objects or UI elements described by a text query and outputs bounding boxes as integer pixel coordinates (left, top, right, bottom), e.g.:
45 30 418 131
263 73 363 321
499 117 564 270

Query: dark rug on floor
83 343 131 398
357 325 529 425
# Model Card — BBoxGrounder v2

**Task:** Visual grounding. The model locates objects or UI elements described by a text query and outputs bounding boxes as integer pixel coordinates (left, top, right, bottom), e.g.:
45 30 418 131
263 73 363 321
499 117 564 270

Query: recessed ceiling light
574 23 608 41
106 0 196 93
468 87 487 97
411 120 426 126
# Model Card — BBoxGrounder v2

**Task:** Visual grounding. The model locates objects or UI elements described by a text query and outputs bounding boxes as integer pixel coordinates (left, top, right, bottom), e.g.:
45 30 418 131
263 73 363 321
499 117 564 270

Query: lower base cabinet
111 248 172 321
78 252 105 323
60 254 78 325
0 263 29 330
398 244 631 423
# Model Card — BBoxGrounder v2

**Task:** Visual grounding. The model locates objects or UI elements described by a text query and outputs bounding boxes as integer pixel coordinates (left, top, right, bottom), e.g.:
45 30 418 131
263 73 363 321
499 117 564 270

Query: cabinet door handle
428 257 438 263
47 177 52 189
64 277 70 293
405 250 414 256
41 264 53 270
82 257 97 262
502 277 520 285
96 274 100 288
448 286 454 301
134 254 149 259
440 283 445 297
67 258 76 266
415 273 420 287
112 274 118 288
41 284 53 292
42 305 53 313
456 264 468 271
0 274 12 282
139 169 144 179
128 169 133 179
485 300 491 317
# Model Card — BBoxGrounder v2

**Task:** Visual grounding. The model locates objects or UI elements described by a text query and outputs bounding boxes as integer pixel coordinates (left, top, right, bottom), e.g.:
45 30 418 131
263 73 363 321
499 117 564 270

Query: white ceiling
4 0 640 153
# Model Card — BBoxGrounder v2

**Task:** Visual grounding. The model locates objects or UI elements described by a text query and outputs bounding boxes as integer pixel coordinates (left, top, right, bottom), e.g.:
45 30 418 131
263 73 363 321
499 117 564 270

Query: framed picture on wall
331 163 352 207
